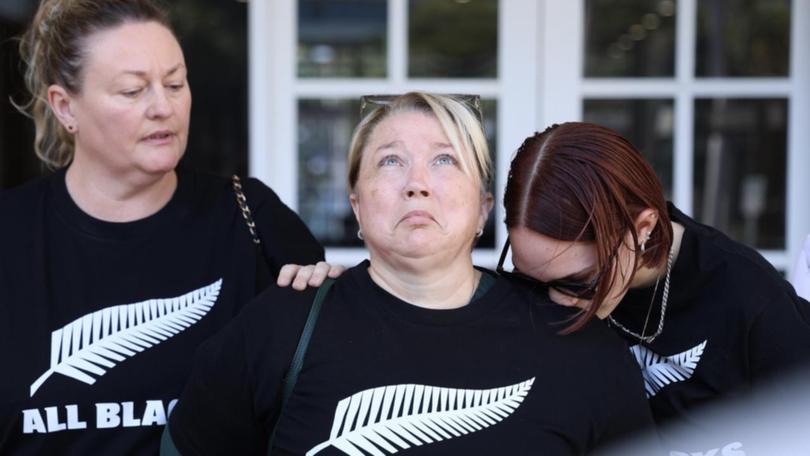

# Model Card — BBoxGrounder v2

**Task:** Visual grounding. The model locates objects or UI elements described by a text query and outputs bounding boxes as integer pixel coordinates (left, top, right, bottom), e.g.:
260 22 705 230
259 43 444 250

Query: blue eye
435 154 458 166
379 155 402 167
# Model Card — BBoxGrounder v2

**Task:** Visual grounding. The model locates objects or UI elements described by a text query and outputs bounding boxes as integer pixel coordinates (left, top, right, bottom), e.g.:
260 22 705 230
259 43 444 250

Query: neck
65 158 177 223
367 255 481 310
630 221 685 289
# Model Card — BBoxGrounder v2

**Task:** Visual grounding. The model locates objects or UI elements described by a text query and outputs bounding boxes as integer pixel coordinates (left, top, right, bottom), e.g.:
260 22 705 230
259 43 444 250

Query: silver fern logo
29 279 222 397
630 340 707 397
306 377 535 456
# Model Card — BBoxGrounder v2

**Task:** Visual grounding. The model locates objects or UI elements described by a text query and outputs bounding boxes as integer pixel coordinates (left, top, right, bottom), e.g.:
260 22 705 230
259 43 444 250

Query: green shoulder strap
267 277 335 455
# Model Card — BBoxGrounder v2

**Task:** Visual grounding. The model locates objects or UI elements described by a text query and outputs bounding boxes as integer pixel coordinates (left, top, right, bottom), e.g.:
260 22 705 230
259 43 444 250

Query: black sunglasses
496 236 600 300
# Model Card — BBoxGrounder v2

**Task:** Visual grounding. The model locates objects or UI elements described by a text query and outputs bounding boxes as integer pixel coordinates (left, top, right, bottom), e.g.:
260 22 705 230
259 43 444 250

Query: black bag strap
232 175 273 290
232 174 261 245
266 277 335 455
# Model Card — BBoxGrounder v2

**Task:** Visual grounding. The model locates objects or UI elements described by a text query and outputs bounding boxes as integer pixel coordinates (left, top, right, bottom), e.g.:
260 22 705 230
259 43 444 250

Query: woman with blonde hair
165 93 656 455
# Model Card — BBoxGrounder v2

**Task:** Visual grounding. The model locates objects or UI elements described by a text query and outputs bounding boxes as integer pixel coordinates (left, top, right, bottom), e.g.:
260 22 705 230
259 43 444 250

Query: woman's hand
277 261 346 290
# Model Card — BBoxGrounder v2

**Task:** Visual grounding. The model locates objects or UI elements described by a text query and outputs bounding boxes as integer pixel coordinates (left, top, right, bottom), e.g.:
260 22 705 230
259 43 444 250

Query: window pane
1 5 40 189
696 0 790 77
408 0 498 78
584 0 676 77
171 0 249 175
298 97 498 249
583 99 674 199
479 99 497 248
693 98 787 249
298 0 387 78
298 99 361 247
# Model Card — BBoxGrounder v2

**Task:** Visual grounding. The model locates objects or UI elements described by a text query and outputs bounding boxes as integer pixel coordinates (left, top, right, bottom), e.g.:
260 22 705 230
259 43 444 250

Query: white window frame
250 0 809 274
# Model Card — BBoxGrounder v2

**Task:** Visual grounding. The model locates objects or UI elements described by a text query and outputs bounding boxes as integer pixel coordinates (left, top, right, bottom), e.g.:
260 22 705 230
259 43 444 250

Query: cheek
548 289 581 308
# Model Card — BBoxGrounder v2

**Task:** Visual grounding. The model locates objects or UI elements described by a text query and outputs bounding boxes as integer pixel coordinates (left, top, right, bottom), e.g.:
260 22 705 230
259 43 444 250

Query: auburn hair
504 122 672 333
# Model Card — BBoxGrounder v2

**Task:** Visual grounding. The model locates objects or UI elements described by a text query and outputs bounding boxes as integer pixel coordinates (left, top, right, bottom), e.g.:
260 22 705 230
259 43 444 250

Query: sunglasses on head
359 94 483 122
496 236 600 300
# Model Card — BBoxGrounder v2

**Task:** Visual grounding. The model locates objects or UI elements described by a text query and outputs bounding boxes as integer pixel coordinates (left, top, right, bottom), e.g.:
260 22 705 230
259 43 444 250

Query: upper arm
168 320 270 455
747 281 810 380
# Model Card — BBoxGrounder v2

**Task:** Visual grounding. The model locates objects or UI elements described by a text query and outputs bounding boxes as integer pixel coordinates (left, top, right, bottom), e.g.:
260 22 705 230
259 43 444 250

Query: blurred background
1 0 808 275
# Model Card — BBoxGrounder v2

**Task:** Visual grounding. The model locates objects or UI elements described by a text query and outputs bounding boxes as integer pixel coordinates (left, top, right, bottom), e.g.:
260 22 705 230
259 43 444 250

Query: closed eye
121 88 143 98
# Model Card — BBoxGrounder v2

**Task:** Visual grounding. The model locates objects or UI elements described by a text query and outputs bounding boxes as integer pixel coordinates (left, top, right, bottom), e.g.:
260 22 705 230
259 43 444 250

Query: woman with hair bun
0 0 323 453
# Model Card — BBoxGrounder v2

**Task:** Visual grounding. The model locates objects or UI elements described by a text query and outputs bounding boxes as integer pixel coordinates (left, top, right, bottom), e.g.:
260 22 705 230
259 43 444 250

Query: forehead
508 227 597 281
366 110 449 149
81 21 183 75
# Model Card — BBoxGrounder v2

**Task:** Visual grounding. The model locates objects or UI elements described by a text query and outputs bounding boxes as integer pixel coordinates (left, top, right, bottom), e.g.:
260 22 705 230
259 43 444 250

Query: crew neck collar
49 167 189 242
344 260 507 326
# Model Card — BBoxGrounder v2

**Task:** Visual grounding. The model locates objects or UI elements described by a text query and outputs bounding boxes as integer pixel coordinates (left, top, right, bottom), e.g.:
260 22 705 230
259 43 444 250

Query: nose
146 86 173 119
403 164 430 198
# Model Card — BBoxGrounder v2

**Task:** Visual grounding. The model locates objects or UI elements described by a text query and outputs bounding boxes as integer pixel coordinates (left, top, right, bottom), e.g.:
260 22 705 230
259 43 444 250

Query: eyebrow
121 63 186 78
374 140 402 153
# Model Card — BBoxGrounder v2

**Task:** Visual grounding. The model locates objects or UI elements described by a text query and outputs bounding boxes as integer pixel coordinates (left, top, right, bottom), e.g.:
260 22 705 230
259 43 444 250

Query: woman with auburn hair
0 0 322 453
499 122 810 452
164 94 657 455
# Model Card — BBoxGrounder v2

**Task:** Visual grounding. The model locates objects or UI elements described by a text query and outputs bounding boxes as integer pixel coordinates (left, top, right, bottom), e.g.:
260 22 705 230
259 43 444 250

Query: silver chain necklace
608 250 674 344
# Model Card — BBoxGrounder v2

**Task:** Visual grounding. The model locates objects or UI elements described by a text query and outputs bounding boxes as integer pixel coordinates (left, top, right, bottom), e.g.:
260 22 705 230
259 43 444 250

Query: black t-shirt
168 262 656 455
608 204 810 454
0 168 323 454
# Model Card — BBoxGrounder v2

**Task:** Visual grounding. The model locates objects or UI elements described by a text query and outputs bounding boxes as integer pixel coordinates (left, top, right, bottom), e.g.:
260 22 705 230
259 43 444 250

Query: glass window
298 99 362 247
696 0 790 77
693 98 787 249
584 0 676 77
1 12 40 190
298 0 387 78
479 99 497 248
408 0 498 78
297 97 498 248
170 0 249 176
583 99 674 198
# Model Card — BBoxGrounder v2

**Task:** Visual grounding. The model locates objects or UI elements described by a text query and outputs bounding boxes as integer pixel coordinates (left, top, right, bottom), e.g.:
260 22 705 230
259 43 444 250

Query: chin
139 148 184 174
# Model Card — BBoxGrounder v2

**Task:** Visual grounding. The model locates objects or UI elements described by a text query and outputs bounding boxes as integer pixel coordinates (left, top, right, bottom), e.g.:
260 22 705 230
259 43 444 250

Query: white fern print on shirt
306 377 535 456
29 279 222 397
630 340 707 398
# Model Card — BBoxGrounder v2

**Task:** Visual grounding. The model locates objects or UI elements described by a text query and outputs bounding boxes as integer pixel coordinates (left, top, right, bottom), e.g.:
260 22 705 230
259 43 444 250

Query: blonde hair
347 92 492 193
16 0 170 169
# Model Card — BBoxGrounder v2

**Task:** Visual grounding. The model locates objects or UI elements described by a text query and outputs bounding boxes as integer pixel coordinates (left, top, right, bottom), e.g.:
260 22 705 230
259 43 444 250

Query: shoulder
0 173 53 238
0 172 52 211
671 204 792 302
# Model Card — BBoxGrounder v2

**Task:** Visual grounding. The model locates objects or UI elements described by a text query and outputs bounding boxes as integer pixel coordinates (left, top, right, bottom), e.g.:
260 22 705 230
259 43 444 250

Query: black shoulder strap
232 175 273 290
267 277 335 455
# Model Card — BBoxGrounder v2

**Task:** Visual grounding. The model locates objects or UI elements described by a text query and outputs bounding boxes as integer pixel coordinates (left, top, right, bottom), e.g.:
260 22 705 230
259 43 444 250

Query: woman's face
63 21 191 178
350 110 491 268
508 226 637 317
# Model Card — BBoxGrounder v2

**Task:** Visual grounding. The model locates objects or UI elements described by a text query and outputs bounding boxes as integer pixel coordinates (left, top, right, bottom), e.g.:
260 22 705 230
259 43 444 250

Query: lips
400 210 435 225
142 130 175 142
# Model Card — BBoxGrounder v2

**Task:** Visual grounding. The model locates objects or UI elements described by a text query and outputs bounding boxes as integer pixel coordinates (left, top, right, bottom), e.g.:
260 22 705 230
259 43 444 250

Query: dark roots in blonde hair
16 0 171 169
